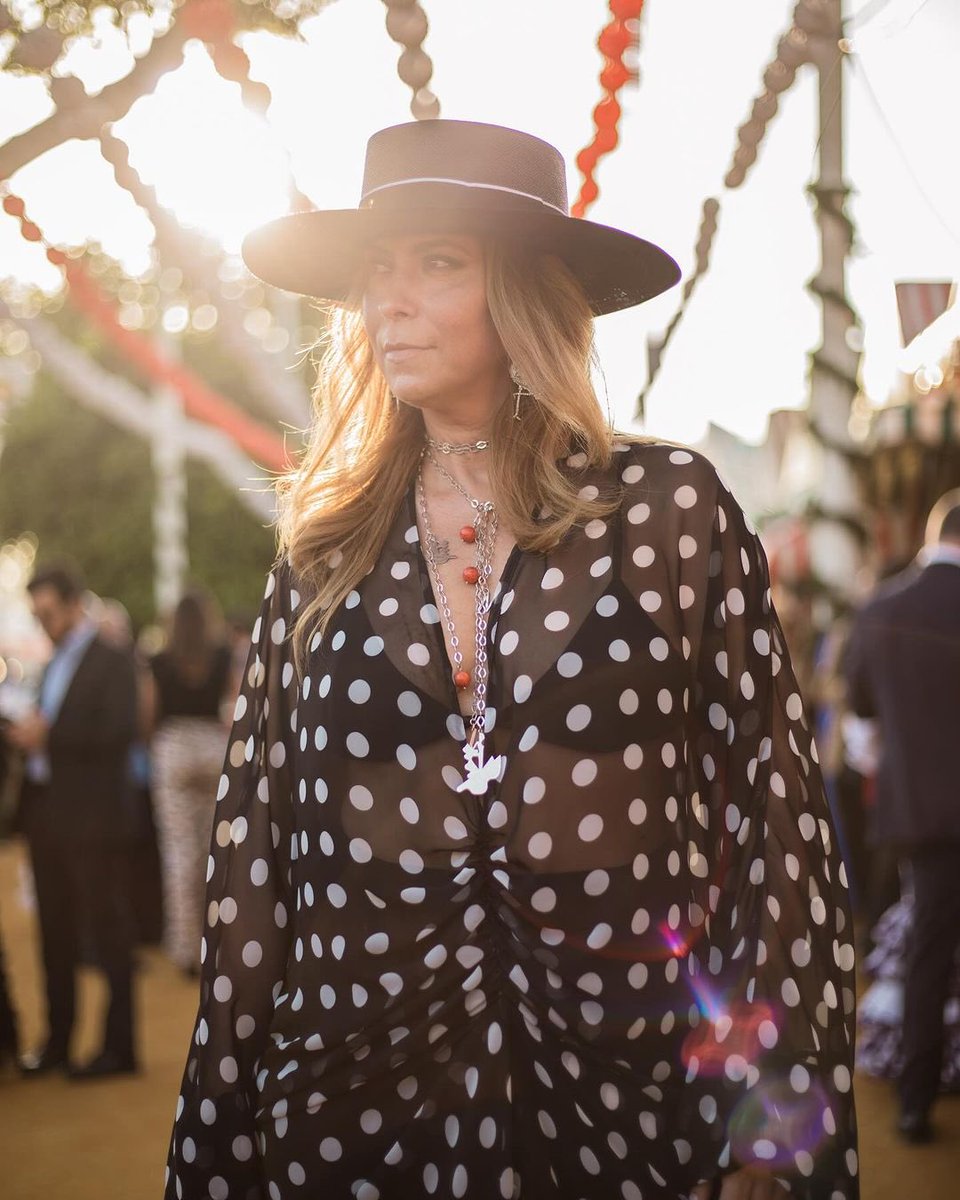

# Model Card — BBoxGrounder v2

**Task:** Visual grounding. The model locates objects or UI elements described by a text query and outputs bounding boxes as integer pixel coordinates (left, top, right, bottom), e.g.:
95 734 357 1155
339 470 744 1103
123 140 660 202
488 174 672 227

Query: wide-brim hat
242 119 680 316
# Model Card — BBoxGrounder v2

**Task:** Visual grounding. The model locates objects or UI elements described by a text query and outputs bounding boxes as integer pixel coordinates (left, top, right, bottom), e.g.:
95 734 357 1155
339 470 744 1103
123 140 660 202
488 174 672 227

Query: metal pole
805 0 864 606
151 333 188 617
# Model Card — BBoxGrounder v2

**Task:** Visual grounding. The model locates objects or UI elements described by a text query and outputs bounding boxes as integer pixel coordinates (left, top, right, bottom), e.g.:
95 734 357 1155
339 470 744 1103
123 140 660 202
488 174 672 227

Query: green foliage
0 372 276 629
184 456 276 624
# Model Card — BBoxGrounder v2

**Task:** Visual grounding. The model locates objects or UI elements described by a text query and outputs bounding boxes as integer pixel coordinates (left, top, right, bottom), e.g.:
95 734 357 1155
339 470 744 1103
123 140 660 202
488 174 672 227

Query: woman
148 588 235 974
165 121 858 1199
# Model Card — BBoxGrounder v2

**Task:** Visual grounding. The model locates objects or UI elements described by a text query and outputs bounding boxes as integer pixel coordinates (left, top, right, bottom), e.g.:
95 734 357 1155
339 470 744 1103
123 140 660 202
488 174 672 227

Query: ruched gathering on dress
165 442 859 1200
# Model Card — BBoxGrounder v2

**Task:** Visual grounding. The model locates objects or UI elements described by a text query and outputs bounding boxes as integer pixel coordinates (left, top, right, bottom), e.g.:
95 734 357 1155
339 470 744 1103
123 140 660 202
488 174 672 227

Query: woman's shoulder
584 436 729 517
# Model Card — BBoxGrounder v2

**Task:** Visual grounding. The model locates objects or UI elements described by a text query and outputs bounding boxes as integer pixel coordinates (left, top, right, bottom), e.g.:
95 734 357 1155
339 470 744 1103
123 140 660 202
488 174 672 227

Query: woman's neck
420 412 497 499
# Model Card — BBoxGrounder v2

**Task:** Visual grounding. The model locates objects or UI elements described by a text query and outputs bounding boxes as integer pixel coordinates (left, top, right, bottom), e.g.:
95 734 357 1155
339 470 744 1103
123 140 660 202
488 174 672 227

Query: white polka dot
499 630 519 655
346 732 370 757
514 675 532 704
557 652 582 677
590 555 612 578
350 838 372 863
578 814 604 842
544 610 570 632
674 485 698 508
566 704 592 732
350 785 374 811
444 816 469 841
379 597 399 617
587 923 612 949
639 590 662 612
632 545 655 568
622 463 644 483
572 759 598 787
407 642 430 666
398 691 421 717
541 567 564 589
627 502 650 524
620 689 639 715
596 594 619 617
528 832 552 859
348 680 371 704
518 725 539 752
523 776 546 804
319 1137 342 1161
609 639 630 662
363 635 384 656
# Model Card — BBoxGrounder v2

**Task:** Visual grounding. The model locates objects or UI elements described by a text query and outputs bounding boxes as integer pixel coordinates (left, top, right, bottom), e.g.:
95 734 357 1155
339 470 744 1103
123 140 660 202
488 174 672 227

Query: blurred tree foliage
0 0 338 53
0 368 277 630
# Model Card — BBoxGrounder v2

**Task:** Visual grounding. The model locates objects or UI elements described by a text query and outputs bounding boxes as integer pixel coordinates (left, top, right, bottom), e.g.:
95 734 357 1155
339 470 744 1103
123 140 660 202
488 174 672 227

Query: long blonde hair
278 238 629 668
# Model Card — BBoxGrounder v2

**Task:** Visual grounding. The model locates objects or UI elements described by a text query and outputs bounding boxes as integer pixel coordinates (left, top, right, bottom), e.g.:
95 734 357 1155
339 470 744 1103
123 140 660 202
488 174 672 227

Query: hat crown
359 120 569 215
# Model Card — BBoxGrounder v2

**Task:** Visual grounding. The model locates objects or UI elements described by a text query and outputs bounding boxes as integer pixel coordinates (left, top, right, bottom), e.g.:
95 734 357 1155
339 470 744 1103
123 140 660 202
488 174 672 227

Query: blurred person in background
165 120 858 1200
0 734 20 1073
3 563 139 1078
97 597 164 947
845 490 960 1143
146 588 237 977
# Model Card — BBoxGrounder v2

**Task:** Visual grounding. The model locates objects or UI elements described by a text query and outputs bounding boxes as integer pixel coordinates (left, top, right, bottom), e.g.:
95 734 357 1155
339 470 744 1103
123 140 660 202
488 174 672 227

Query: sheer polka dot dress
165 443 859 1200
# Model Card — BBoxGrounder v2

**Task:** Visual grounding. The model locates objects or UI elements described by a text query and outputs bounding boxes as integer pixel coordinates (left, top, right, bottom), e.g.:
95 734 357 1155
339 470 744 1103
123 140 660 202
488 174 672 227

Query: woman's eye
426 256 459 270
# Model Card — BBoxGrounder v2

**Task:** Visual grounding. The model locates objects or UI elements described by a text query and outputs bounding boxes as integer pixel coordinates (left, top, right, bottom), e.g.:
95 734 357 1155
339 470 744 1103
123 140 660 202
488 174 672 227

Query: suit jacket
845 561 960 845
19 635 138 843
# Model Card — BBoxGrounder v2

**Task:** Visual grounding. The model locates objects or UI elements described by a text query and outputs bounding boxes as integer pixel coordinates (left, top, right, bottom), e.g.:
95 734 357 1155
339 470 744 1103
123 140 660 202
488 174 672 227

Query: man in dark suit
845 490 960 1143
4 563 139 1079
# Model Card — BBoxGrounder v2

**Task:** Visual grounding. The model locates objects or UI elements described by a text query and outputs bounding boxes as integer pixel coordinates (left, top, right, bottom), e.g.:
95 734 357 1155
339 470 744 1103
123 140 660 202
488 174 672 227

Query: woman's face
361 232 509 420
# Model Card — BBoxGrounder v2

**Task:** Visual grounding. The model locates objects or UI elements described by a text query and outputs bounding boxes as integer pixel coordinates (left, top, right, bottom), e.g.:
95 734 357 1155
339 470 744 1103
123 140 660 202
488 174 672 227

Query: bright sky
1 0 958 445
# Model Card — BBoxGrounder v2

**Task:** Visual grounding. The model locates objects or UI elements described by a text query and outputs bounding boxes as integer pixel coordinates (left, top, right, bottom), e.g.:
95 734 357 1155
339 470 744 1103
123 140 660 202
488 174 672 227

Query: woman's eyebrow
410 238 473 255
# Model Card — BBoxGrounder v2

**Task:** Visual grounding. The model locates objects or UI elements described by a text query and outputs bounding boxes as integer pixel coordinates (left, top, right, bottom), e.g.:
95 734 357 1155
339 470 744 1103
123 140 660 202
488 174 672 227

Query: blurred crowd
0 563 251 1079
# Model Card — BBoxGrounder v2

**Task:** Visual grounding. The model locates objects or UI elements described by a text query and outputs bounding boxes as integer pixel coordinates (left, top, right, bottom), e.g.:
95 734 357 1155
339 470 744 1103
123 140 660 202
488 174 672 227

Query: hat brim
241 205 680 316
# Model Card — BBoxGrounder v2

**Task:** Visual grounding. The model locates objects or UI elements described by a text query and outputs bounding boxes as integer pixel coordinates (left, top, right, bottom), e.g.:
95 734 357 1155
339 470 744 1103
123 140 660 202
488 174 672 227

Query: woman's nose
375 269 417 319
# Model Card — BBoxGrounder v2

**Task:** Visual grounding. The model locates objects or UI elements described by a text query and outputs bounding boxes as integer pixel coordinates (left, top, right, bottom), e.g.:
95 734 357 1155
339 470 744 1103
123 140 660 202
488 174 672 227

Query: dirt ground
1 839 958 1199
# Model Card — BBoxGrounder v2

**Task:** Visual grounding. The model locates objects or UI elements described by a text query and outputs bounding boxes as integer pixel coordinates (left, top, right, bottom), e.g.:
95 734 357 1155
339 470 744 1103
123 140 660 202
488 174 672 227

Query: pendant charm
457 737 507 796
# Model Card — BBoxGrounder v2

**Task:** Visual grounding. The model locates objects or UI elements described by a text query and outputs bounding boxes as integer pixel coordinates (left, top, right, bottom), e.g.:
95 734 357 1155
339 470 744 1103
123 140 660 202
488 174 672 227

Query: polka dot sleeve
165 566 299 1200
676 470 859 1194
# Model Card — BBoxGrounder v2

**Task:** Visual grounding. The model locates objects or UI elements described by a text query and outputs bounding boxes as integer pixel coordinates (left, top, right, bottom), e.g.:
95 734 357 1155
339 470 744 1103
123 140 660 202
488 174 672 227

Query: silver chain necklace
417 450 506 796
425 437 491 455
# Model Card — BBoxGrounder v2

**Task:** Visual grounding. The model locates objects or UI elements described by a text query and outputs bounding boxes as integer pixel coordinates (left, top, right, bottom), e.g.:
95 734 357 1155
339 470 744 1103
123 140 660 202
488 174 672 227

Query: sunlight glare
115 42 294 253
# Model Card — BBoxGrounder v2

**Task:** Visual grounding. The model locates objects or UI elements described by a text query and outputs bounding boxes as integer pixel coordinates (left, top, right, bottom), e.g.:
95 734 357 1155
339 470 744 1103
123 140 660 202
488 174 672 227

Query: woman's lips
384 345 427 362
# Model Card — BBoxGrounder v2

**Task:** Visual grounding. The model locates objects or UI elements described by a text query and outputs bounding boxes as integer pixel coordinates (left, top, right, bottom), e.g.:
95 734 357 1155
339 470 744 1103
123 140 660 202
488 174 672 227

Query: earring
509 363 532 420
391 392 400 413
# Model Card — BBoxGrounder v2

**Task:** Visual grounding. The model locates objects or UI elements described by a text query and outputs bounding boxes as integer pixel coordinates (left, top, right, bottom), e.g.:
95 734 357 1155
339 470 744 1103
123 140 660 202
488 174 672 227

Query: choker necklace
417 450 506 796
425 437 491 455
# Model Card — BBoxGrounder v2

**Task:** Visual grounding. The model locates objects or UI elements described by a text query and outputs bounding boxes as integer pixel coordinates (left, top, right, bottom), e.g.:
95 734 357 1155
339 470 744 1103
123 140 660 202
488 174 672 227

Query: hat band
360 177 567 216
